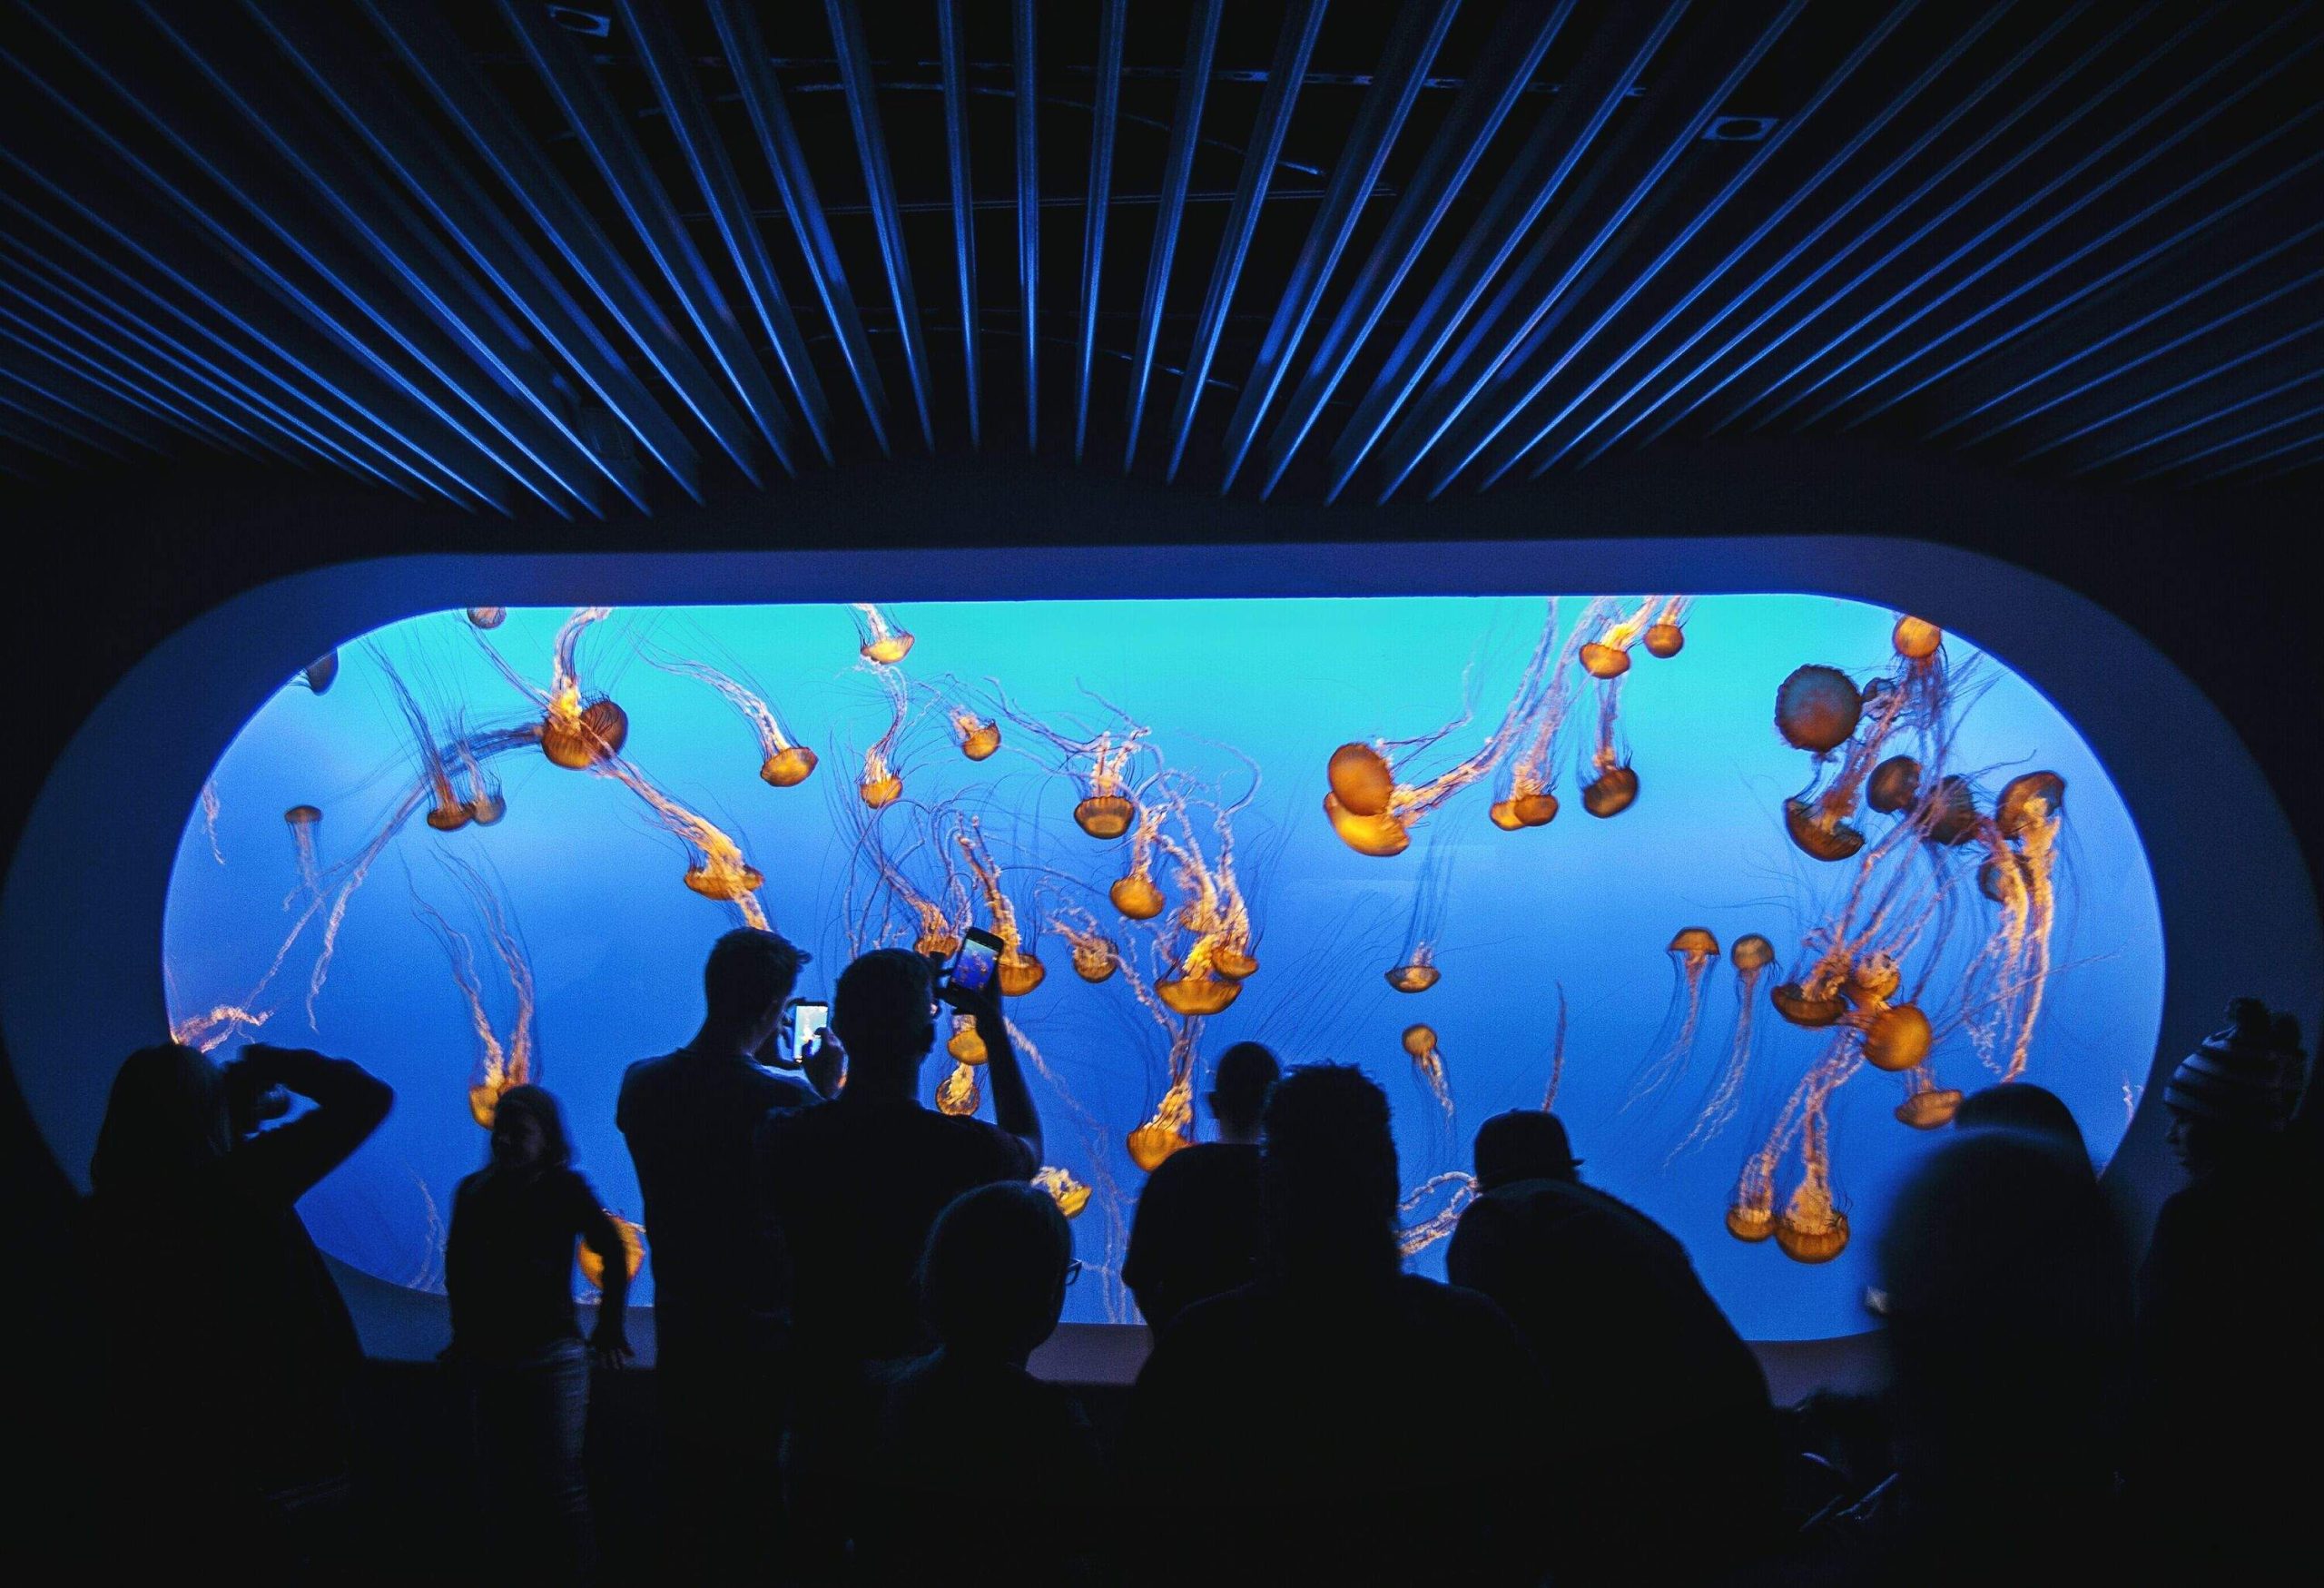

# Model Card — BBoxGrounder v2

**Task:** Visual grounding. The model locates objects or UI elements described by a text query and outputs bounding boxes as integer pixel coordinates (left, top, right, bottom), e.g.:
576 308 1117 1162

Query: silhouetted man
1124 1064 1544 1586
1122 1041 1278 1332
758 947 1040 1571
1447 1109 1777 1583
616 928 815 1580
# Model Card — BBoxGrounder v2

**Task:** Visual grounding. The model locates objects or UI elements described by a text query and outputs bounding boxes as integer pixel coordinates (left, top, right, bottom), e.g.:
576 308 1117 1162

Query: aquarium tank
162 594 2162 1338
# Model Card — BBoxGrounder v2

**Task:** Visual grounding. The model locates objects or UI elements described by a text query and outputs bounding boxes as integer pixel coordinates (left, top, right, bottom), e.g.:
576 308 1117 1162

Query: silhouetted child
1952 1080 2093 1170
2132 998 2320 1576
1447 1109 1777 1583
1124 1064 1545 1587
857 1182 1103 1584
1121 1040 1278 1332
81 1041 392 1579
444 1085 632 1583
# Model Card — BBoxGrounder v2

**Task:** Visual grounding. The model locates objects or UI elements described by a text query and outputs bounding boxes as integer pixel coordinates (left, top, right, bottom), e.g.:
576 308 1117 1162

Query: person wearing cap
2131 998 2321 1573
615 926 819 1580
1446 1110 1777 1583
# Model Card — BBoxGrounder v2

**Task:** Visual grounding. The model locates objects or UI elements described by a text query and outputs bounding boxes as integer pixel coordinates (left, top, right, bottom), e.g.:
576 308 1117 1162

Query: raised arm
229 1044 394 1205
943 979 1041 1169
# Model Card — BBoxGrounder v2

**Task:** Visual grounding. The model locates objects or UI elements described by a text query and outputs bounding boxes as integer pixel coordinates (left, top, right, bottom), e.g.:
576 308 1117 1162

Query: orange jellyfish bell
1385 962 1442 994
1581 765 1640 818
1670 927 1721 958
303 651 340 695
577 1214 646 1288
467 787 507 826
1920 775 1980 845
1400 1023 1438 1059
1109 873 1165 920
466 607 507 630
543 698 628 769
1995 770 2066 837
1775 1209 1850 1264
1326 743 1398 818
1644 622 1686 659
1784 798 1865 863
1128 1122 1188 1172
946 1015 987 1065
1035 1167 1091 1218
861 630 914 666
1896 1088 1965 1129
1726 1203 1776 1243
1772 982 1847 1028
959 720 1000 761
859 770 903 809
426 798 474 833
1488 800 1526 832
1731 933 1776 972
761 745 818 787
1212 946 1259 981
1323 792 1412 857
917 929 962 960
1862 1004 1933 1071
1579 641 1631 679
284 803 322 827
1513 791 1558 826
1774 666 1864 755
1845 955 1903 1007
684 862 765 902
1157 973 1240 1017
997 952 1046 997
1892 616 1943 661
1070 937 1118 983
1073 794 1137 840
1866 755 1922 814
468 1080 507 1129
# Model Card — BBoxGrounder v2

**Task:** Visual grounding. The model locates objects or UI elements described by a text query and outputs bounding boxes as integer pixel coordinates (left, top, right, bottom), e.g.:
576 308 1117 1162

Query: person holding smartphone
756 940 1044 1574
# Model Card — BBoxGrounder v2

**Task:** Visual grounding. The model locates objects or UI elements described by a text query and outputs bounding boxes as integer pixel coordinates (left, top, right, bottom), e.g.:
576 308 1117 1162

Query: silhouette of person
856 1183 1104 1585
80 1041 392 1580
444 1085 632 1583
2131 998 2320 1576
1952 1080 2092 1171
1123 1064 1545 1587
615 928 816 1580
757 947 1040 1575
1121 1040 1279 1333
1447 1109 1777 1583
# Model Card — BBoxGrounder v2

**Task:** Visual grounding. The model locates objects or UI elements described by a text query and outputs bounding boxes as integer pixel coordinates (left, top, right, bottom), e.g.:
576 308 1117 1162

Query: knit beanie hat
2164 999 2301 1130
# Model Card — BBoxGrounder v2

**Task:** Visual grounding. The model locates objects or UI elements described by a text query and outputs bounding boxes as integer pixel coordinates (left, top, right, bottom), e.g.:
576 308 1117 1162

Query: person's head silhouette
1953 1082 2090 1169
832 948 940 1095
90 1042 230 1192
1471 1110 1581 1191
918 1181 1074 1365
2162 998 2305 1179
1260 1063 1401 1283
487 1083 571 1173
700 928 807 1056
1206 1041 1280 1144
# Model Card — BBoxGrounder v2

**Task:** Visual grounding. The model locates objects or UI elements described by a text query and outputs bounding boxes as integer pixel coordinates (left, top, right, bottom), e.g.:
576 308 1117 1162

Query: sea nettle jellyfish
1061 923 1119 984
1150 784 1261 1015
1774 666 1863 755
989 686 1153 840
950 708 1001 762
946 1014 987 1065
957 821 1044 994
576 1213 645 1288
377 658 473 833
1397 1172 1480 1258
1629 929 1721 1108
597 759 770 928
936 1061 982 1116
411 856 537 1129
1109 804 1167 920
282 804 324 902
650 655 817 788
1670 933 1775 1159
1578 596 1662 679
852 603 915 666
1643 597 1692 659
1129 1073 1194 1171
302 651 340 695
1403 1023 1453 1121
1895 1070 1965 1129
535 608 629 769
1965 771 2067 1083
1035 1167 1092 1219
858 663 911 809
466 607 507 630
1384 840 1452 991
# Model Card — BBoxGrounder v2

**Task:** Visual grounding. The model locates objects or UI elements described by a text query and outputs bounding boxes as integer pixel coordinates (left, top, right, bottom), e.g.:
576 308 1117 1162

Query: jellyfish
946 1013 987 1065
1995 771 2066 839
413 856 537 1129
1540 984 1571 1110
949 707 1001 762
283 804 324 902
1108 803 1169 920
198 780 226 866
1962 774 2065 1082
986 686 1153 840
1671 933 1775 1159
1128 1072 1195 1170
1627 929 1723 1109
651 654 818 788
1866 755 1921 814
956 820 1044 994
596 758 770 929
1578 673 1640 819
170 1002 271 1053
1403 1023 1453 1121
1893 614 1942 662
452 736 507 826
1150 781 1262 1015
855 660 911 809
466 607 507 630
1062 924 1119 983
1397 1171 1480 1257
1774 1106 1849 1264
852 603 915 666
1489 646 1581 833
577 1212 645 1289
936 1060 983 1116
1035 1167 1092 1219
1578 596 1663 679
1383 839 1452 991
526 608 629 769
1775 664 1863 755
302 650 340 695
1781 667 1915 863
1643 597 1691 659
1324 600 1567 855
1385 946 1441 993
1895 1070 1965 1129
379 657 474 833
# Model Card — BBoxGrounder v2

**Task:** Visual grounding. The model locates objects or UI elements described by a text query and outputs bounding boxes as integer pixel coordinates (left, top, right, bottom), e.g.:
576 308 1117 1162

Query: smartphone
947 928 1006 996
789 1001 830 1065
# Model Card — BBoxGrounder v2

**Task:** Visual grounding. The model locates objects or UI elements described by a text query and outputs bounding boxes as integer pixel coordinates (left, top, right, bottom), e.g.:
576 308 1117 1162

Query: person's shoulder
617 1051 680 1104
1401 1271 1521 1332
931 1110 1033 1170
743 1062 819 1110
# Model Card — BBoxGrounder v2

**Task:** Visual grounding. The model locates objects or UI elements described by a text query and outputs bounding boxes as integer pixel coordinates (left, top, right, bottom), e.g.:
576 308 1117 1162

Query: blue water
164 596 2162 1339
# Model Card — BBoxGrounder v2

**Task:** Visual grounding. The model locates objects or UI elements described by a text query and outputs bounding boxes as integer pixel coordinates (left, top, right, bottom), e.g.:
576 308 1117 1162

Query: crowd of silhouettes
74 926 2321 1584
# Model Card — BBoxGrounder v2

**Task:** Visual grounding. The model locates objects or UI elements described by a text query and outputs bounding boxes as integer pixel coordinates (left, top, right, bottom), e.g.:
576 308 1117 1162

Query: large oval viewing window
161 593 2162 1341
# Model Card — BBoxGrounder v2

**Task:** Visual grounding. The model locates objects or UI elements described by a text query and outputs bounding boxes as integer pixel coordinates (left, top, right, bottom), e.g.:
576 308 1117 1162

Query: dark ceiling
1 0 2319 515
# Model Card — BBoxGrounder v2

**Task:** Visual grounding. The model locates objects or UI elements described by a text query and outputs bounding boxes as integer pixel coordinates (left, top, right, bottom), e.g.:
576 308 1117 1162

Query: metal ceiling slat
2024 313 2324 463
1013 0 1039 451
1121 0 1221 470
2084 368 2324 478
0 366 159 460
620 0 832 465
1216 0 1460 494
493 0 799 477
823 0 935 451
2127 388 2324 482
1163 0 1326 481
1255 0 1579 498
0 297 252 455
937 0 980 449
2189 416 2324 483
248 0 699 499
366 0 765 487
1073 0 1126 461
